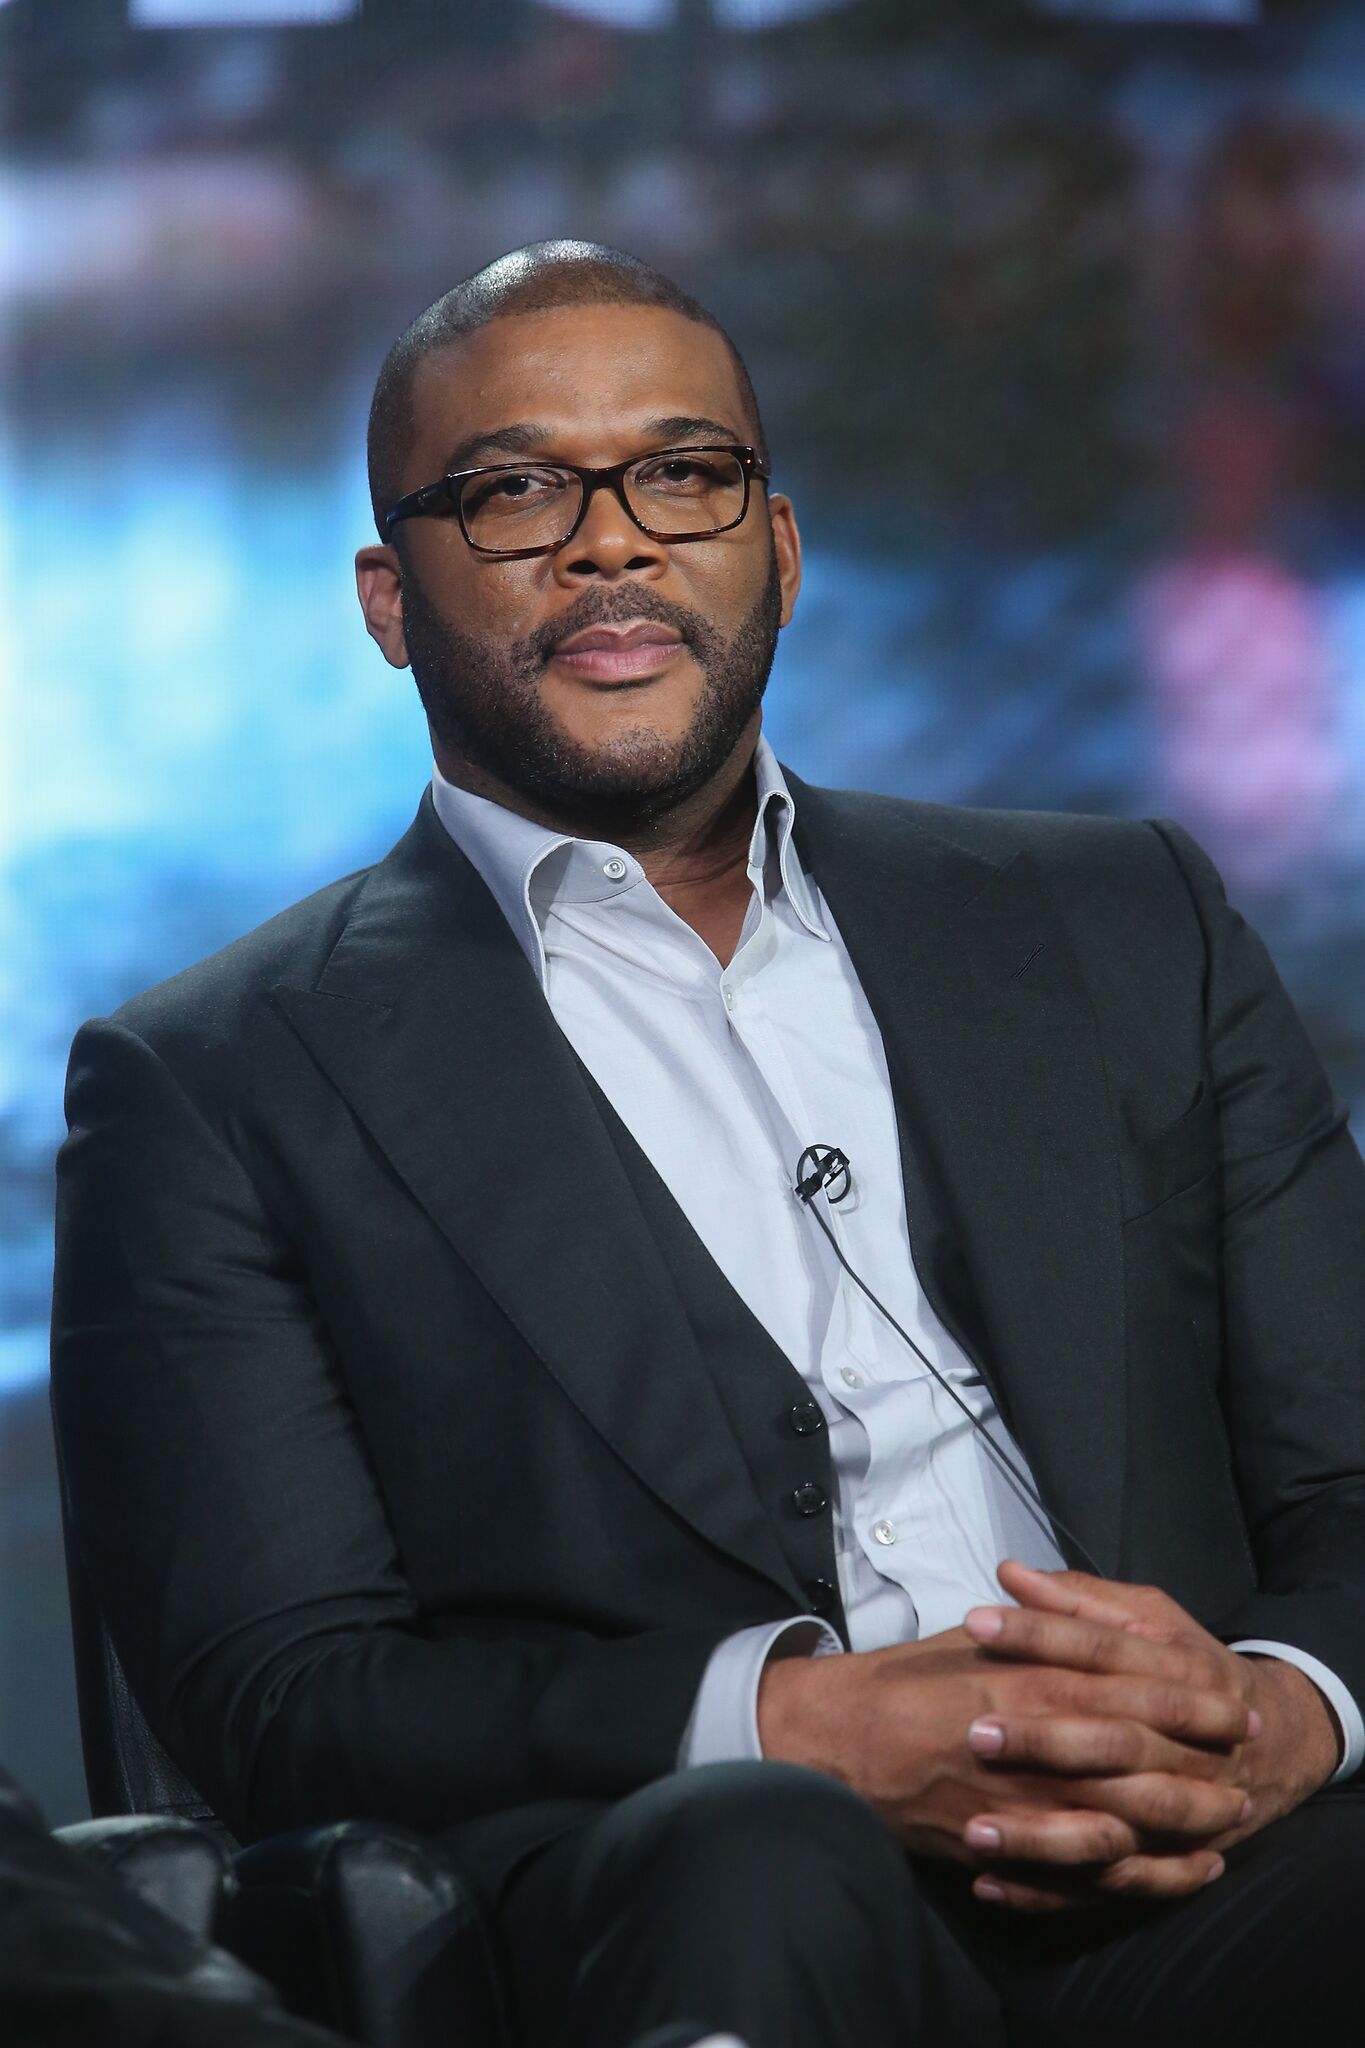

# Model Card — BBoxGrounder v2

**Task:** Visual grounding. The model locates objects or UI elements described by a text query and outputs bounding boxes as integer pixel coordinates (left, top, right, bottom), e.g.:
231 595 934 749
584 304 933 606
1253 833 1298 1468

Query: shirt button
840 1366 863 1390
721 984 735 1011
805 1577 839 1618
791 1482 828 1518
872 1518 897 1547
789 1402 825 1436
602 857 628 881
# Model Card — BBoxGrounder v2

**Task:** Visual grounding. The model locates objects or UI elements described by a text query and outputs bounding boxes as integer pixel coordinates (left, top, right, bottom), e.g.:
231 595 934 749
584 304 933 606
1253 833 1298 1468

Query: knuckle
998 1889 1046 1914
998 1719 1034 1761
1173 1649 1207 1690
1103 1854 1202 1898
1218 1784 1249 1825
1081 1624 1109 1667
1103 1719 1142 1769
1198 1646 1230 1688
1092 1816 1132 1862
1037 1670 1069 1710
1052 1674 1086 1715
1160 1685 1202 1737
1208 1699 1245 1745
1144 1782 1189 1834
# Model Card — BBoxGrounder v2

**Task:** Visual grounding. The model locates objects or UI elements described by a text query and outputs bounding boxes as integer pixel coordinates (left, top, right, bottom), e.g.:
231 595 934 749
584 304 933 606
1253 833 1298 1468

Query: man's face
357 303 802 822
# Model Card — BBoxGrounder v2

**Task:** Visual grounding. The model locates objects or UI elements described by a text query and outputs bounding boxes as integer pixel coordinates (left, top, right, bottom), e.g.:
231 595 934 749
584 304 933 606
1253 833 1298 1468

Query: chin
563 735 692 795
555 698 693 763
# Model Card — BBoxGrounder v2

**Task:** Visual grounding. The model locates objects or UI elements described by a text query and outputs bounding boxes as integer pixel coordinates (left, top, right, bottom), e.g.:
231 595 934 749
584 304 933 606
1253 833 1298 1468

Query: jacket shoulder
801 780 1194 898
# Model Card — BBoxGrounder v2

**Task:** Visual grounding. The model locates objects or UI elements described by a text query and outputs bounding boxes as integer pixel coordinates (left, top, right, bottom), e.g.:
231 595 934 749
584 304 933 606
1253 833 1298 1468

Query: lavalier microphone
792 1142 1104 1580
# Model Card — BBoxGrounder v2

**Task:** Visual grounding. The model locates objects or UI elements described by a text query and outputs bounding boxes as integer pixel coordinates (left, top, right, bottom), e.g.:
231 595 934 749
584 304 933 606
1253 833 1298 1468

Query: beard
399 546 784 832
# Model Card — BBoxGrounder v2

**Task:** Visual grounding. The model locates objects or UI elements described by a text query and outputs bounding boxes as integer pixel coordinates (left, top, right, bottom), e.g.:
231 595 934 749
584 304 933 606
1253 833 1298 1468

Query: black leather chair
55 1465 507 2048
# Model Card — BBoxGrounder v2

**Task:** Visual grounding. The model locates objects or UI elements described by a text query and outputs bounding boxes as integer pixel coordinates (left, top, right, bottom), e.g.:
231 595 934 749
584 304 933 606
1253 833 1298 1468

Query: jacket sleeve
1151 821 1365 1732
50 1019 727 1843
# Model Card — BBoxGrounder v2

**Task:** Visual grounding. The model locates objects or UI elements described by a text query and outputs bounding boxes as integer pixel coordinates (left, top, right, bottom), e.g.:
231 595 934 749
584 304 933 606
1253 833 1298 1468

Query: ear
767 493 802 628
355 545 410 669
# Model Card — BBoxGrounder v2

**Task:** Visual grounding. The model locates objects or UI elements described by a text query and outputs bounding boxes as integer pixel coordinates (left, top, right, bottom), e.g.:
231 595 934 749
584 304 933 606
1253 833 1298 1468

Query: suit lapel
272 794 803 1606
790 778 1127 1576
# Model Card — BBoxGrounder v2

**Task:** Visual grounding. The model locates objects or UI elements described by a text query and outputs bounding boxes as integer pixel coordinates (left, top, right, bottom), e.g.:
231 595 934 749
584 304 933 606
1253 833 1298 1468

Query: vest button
805 1578 838 1616
791 1482 828 1517
789 1402 825 1436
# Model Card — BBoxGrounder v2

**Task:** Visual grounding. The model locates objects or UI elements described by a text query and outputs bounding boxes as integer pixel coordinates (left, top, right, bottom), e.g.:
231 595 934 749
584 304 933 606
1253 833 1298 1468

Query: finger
972 1875 1105 1914
1095 1849 1226 1899
964 1670 1250 1747
967 1713 1227 1781
965 1606 1224 1691
995 1559 1153 1633
1077 1673 1251 1747
973 1849 1225 1914
996 1562 1183 1640
965 1778 1248 1865
964 1807 1140 1867
1071 1772 1251 1843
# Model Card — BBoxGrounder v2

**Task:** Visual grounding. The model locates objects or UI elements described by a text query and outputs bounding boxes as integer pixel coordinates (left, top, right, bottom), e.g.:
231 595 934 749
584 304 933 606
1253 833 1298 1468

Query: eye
635 454 728 491
463 468 568 515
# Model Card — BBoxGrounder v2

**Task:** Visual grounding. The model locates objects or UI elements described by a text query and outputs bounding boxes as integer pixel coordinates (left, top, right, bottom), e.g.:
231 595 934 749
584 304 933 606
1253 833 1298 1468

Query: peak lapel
791 779 1127 1576
272 794 800 1606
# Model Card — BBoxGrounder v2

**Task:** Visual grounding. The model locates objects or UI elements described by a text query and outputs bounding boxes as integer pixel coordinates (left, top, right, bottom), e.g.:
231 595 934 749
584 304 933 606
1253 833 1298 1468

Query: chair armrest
54 1814 233 1945
230 1822 505 2048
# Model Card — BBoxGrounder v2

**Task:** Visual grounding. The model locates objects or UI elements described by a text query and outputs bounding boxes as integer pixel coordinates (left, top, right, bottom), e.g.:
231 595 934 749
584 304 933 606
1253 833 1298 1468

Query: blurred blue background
5 0 1365 1824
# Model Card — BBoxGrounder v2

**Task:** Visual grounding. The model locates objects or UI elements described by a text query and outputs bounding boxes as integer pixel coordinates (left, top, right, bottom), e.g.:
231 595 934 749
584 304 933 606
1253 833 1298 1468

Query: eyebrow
438 414 746 475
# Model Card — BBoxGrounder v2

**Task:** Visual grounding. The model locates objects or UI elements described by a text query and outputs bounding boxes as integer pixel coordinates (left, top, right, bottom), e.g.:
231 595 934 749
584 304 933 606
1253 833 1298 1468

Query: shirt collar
748 736 827 940
429 732 829 983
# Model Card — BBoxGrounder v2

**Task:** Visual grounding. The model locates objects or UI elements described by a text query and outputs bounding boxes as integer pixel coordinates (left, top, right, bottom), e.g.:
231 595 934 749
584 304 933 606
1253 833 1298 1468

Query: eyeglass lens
460 450 747 552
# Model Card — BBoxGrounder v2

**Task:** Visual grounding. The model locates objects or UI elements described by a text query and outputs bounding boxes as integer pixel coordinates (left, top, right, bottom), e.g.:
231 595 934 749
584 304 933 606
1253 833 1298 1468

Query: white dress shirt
431 738 1362 1783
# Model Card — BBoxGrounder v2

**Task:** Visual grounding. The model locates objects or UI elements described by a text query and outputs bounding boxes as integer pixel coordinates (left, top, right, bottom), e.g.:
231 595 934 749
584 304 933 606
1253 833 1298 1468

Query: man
51 241 1365 2047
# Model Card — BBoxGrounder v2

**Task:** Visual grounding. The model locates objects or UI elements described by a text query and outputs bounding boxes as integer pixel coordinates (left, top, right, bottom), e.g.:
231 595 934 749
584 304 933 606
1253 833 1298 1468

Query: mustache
527 587 715 665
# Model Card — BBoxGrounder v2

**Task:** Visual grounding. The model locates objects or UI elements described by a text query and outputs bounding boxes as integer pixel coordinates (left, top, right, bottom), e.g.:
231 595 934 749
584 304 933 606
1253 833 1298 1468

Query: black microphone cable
792 1142 1105 1580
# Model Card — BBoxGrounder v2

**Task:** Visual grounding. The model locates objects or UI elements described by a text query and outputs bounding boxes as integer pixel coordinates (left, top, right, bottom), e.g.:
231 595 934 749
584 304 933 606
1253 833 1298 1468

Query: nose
551 478 670 584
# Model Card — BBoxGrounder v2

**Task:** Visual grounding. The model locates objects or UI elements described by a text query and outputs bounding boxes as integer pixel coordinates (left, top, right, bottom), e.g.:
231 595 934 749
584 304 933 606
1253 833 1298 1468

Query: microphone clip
794 1143 852 1206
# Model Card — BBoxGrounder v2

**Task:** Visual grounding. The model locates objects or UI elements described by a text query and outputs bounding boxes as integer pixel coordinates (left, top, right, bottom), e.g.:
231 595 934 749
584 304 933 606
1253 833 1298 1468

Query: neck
436 722 763 966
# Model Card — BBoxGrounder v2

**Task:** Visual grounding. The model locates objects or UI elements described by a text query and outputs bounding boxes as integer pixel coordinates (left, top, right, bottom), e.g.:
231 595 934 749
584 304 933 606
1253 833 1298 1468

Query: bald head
366 240 768 539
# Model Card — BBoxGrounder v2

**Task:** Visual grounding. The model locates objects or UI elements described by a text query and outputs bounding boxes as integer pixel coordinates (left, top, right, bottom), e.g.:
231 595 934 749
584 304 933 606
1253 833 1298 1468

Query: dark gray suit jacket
49 775 1365 1898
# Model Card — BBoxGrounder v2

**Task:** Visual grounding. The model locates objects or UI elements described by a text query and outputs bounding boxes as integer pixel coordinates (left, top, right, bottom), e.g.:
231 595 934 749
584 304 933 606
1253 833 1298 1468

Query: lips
554 622 683 654
550 619 686 683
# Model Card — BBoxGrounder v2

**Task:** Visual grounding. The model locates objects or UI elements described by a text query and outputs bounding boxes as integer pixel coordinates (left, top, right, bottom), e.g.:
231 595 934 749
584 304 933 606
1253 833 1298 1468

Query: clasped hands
758 1559 1341 1914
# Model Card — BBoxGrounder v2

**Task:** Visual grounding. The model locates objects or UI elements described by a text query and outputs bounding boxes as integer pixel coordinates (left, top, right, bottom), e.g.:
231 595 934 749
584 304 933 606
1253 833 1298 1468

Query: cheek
416 551 531 640
698 550 775 634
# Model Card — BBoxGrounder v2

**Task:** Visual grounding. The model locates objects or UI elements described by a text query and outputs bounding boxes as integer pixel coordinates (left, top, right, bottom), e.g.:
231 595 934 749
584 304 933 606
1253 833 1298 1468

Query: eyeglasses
382 443 771 559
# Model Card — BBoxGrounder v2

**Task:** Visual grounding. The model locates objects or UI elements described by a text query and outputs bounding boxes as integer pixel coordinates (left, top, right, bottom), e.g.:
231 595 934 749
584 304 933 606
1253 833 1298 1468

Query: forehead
407 303 748 471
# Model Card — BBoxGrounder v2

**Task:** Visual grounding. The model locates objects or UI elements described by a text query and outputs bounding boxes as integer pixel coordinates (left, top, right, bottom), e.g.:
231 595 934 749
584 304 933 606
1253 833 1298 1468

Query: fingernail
1239 1794 1252 1822
966 1609 1004 1639
965 1820 1003 1850
975 1877 1007 1903
968 1718 1006 1754
1204 1856 1226 1884
1247 1709 1262 1739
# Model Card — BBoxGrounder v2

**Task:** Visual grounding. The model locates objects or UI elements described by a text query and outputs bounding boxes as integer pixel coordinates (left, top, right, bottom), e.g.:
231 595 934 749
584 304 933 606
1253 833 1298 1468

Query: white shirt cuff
1230 1639 1364 1783
677 1617 844 1768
